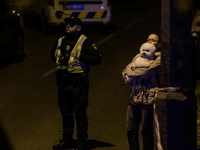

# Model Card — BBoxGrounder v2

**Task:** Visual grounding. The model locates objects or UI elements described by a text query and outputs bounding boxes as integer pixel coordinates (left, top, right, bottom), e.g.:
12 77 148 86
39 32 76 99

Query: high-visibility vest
55 34 87 73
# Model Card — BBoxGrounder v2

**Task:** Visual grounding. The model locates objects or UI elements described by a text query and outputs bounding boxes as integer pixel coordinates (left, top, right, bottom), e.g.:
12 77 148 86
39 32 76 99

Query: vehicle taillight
48 0 54 6
108 0 111 6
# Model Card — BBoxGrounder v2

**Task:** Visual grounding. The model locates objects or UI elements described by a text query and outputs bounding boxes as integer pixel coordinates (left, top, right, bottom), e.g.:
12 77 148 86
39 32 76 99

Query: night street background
4 0 197 150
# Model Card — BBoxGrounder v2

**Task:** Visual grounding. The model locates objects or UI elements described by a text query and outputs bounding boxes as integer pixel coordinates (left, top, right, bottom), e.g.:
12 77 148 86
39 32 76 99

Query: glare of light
12 9 21 16
101 6 104 10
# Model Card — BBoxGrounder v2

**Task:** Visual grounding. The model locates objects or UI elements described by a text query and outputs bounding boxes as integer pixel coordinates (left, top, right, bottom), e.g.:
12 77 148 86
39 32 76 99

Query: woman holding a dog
122 33 161 150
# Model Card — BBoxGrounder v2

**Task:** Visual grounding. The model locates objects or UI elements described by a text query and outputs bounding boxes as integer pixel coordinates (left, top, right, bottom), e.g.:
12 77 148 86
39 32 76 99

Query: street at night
3 0 199 150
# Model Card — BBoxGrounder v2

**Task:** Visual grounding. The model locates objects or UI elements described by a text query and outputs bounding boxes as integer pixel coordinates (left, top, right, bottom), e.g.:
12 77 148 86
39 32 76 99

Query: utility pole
155 0 197 149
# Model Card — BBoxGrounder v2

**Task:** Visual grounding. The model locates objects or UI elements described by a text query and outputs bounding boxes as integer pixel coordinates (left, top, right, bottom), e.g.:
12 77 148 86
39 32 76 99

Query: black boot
52 140 74 150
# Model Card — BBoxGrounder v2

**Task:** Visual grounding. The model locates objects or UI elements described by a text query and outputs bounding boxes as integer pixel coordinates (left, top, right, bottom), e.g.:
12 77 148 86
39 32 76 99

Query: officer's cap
64 16 82 26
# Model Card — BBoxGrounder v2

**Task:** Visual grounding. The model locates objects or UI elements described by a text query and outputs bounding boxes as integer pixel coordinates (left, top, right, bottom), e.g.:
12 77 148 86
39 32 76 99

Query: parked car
34 0 112 33
0 0 25 63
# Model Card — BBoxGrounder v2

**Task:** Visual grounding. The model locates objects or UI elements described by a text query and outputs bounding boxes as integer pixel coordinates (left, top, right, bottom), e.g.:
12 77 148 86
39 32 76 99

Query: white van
36 0 112 33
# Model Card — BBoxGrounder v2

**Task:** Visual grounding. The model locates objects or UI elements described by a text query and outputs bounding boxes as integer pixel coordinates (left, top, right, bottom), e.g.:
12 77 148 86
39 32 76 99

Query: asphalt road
0 0 161 150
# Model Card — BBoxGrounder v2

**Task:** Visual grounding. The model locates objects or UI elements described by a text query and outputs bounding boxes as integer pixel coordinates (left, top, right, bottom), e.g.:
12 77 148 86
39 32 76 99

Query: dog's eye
146 49 150 52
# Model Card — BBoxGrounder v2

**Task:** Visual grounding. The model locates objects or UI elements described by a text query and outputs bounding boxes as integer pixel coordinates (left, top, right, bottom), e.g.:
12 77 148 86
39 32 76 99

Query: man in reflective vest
51 17 102 150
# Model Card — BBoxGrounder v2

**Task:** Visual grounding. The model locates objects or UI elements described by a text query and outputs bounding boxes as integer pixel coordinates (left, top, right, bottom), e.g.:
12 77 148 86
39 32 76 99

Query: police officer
51 17 102 150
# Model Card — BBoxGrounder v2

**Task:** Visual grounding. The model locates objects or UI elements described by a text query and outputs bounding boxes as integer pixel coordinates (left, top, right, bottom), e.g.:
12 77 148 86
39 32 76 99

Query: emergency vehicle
37 0 112 33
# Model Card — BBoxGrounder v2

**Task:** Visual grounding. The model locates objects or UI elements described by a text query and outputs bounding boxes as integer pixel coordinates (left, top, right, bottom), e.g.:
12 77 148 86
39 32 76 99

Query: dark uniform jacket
51 33 102 86
51 33 102 74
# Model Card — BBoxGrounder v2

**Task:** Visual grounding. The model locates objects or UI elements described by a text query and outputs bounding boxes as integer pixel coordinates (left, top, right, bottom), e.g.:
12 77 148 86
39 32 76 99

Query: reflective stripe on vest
55 34 87 73
55 36 68 69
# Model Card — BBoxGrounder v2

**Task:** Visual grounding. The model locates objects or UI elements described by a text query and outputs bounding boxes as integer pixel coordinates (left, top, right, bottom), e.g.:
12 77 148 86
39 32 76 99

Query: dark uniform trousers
57 71 89 143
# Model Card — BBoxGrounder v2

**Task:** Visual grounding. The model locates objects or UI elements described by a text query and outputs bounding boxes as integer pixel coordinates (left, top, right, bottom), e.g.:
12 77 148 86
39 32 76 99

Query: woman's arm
122 53 140 79
125 52 161 78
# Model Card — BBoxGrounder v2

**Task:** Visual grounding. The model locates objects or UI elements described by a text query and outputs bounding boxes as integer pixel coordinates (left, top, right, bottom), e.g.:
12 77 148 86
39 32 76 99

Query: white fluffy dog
131 42 156 68
125 42 156 84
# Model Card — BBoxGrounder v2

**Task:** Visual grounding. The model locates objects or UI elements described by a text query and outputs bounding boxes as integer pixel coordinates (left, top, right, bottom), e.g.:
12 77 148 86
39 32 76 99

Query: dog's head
139 42 156 60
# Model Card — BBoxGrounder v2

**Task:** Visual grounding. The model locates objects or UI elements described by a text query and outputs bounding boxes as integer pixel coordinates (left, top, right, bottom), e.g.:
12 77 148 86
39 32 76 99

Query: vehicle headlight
12 9 24 27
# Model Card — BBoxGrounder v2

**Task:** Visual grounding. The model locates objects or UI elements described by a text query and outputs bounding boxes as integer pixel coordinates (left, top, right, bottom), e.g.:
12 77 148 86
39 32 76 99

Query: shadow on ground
73 139 114 150
87 140 114 149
